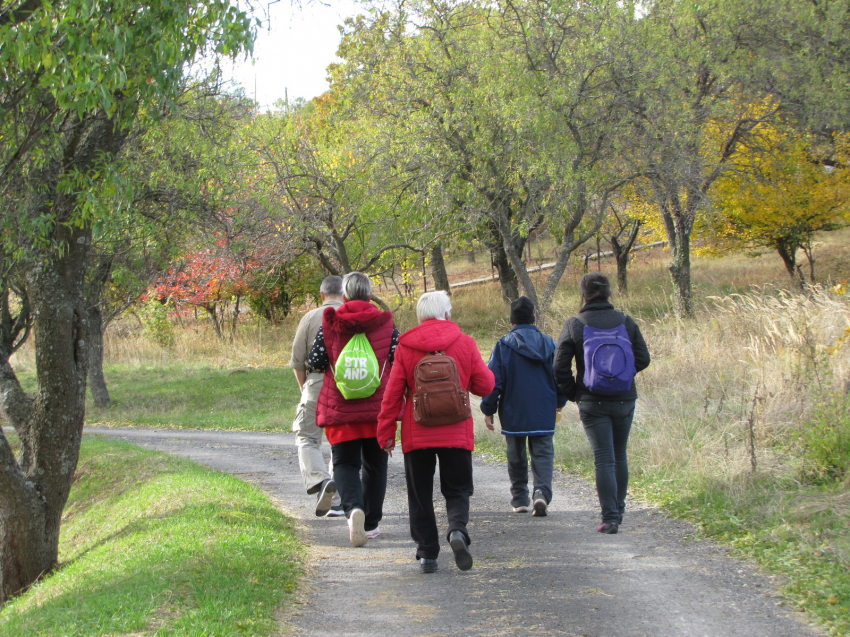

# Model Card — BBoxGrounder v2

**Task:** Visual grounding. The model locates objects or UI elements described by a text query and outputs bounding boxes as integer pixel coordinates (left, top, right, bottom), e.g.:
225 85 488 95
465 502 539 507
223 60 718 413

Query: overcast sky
224 1 364 110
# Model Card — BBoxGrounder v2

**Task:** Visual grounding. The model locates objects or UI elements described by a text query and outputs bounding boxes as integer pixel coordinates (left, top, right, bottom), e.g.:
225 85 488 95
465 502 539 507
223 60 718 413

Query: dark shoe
532 490 548 517
315 479 337 517
449 530 473 571
597 521 619 534
420 558 438 574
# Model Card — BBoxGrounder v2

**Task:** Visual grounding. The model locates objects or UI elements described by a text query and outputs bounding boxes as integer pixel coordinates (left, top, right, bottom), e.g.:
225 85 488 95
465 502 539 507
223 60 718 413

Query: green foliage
246 257 324 324
0 0 257 258
138 296 176 348
0 437 302 636
797 392 850 485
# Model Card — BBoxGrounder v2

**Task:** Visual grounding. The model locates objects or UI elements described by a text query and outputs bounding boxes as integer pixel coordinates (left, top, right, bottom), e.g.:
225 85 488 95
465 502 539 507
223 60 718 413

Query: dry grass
627 286 850 485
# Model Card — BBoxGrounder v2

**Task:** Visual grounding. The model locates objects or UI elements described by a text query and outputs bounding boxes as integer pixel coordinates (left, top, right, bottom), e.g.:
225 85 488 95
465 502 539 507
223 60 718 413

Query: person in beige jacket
290 276 345 517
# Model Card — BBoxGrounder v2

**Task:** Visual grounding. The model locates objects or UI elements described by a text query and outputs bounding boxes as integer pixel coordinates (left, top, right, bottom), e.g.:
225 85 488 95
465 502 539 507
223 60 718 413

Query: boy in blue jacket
481 297 567 516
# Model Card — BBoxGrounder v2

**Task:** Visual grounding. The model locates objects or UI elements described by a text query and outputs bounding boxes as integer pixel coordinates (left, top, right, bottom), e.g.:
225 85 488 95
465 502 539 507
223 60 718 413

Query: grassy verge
85 364 301 431
0 437 302 636
639 471 849 636
14 364 302 431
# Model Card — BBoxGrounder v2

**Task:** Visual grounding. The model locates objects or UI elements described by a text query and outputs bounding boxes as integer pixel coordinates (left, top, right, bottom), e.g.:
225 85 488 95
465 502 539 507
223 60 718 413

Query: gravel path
86 426 821 637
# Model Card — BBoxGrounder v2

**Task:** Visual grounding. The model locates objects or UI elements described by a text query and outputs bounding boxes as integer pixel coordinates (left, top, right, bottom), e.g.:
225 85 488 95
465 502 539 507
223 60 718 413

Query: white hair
416 291 452 323
342 272 372 302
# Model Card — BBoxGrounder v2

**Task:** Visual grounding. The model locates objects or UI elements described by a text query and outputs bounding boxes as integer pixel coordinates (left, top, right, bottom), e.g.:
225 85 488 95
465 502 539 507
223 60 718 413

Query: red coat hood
323 299 392 335
398 319 462 352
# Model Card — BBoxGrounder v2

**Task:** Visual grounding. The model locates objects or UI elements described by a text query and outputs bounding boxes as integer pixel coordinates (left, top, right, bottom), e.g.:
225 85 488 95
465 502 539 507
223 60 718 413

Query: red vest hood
323 299 392 335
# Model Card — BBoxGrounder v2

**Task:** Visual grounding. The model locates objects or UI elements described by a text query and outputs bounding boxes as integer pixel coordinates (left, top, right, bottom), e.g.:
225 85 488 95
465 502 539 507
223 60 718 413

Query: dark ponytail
579 272 612 310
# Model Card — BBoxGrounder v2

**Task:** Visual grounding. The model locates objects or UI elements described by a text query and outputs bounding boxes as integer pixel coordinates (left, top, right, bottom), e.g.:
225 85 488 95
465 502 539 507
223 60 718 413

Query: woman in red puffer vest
309 272 398 548
376 291 494 574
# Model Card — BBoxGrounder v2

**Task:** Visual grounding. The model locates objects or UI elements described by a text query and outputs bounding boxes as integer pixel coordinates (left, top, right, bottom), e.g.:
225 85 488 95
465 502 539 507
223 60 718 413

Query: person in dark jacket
377 291 495 574
480 296 567 516
553 272 650 534
309 272 399 547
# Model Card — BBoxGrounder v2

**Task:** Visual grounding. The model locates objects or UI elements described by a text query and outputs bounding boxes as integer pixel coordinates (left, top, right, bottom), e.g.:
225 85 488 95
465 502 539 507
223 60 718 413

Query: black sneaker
315 479 337 517
449 530 473 571
597 521 619 534
532 490 548 517
420 558 438 574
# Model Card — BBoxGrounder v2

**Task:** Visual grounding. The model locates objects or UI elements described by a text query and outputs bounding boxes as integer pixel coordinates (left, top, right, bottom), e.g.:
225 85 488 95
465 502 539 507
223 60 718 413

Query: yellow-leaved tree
708 128 850 288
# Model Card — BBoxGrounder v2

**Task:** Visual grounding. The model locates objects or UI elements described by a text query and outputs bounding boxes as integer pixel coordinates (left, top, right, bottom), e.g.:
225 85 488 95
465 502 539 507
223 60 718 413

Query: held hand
382 439 395 457
484 415 494 431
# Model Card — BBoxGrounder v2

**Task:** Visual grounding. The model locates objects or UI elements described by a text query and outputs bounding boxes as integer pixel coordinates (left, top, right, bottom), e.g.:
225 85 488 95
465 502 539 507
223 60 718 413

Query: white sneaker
366 527 381 539
325 506 345 518
348 508 367 547
512 505 529 513
315 479 337 517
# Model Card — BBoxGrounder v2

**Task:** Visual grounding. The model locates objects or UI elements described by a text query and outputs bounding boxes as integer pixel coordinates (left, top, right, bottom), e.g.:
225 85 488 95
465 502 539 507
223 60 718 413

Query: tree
616 1 781 317
249 99 438 303
0 0 254 602
335 0 635 317
603 197 644 295
709 131 850 287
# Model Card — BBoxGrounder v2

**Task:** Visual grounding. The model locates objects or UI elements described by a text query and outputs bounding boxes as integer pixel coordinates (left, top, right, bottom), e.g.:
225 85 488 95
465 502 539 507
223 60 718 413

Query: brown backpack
412 351 472 426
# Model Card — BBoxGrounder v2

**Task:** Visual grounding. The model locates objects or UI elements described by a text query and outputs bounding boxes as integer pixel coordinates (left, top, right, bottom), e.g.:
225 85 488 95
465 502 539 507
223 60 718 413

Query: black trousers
331 437 387 532
403 447 473 560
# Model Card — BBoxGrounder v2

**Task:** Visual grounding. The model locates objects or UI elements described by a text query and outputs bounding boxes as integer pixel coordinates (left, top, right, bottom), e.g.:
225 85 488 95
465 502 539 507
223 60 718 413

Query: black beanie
510 296 535 324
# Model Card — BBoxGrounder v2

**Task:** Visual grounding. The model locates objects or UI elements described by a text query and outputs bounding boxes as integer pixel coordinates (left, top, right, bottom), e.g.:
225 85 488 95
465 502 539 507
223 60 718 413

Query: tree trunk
776 241 805 291
615 249 629 295
0 227 89 603
492 211 536 306
87 304 110 407
205 304 224 340
488 234 519 301
0 111 126 601
610 220 640 296
430 242 451 294
668 232 693 317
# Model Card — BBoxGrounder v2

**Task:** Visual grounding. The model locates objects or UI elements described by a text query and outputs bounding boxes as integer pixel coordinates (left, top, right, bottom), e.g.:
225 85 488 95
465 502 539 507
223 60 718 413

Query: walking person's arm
480 343 505 431
553 321 578 400
466 336 496 399
627 317 651 373
377 351 409 454
293 369 307 392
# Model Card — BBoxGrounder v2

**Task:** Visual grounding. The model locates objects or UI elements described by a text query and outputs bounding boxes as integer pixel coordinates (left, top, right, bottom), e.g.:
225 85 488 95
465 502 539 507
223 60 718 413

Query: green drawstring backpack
332 333 386 399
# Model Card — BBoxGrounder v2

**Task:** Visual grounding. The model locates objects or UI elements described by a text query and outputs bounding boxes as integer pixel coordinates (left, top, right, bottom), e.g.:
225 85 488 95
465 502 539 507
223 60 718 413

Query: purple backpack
579 317 636 395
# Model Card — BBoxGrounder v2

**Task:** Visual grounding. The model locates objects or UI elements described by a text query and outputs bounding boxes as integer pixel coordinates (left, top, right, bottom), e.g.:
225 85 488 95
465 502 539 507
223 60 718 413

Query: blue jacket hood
502 325 555 361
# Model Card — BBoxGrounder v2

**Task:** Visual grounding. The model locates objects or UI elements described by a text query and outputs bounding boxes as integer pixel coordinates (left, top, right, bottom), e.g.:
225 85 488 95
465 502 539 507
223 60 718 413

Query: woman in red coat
309 272 398 548
377 291 495 573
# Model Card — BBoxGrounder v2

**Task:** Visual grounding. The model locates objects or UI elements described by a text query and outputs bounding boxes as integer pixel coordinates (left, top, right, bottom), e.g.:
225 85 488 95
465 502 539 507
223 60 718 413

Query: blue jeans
505 434 554 507
577 400 636 523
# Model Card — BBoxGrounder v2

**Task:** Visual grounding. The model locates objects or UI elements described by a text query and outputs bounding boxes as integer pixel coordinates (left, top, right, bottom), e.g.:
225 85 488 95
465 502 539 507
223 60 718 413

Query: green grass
0 437 302 636
636 472 850 636
81 364 301 431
